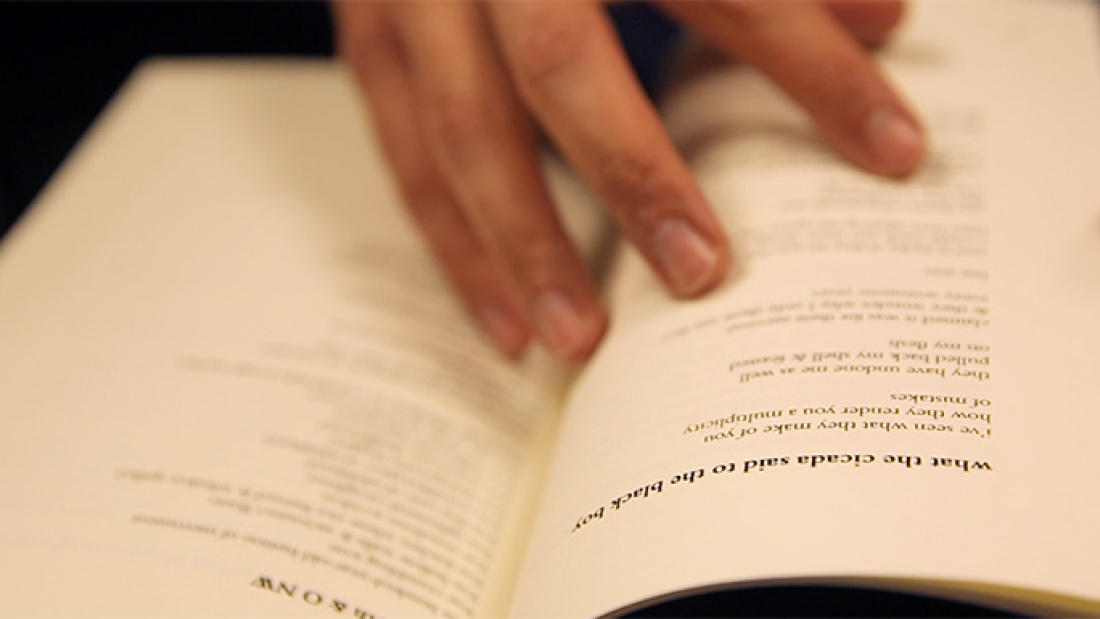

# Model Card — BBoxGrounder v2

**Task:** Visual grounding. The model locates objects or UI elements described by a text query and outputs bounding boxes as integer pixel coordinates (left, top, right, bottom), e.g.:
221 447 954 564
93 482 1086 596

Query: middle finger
393 1 607 362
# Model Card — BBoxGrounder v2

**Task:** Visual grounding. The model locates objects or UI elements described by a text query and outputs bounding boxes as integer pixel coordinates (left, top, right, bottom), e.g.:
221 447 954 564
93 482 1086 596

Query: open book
2 1 1099 616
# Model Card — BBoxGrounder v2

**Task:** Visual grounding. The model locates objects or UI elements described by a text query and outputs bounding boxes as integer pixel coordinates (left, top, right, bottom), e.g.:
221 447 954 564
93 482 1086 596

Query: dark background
0 2 687 242
0 1 334 240
0 2 688 243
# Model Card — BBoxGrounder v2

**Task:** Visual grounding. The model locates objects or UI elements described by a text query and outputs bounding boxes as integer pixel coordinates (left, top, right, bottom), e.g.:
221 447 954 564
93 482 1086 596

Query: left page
0 60 603 618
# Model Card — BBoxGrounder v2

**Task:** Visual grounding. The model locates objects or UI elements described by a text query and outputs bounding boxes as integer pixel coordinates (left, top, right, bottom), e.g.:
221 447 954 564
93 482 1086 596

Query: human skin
332 1 925 362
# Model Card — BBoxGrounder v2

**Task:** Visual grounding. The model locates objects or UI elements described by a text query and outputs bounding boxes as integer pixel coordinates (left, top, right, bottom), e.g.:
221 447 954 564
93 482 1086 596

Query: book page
0 61 606 618
510 2 1100 616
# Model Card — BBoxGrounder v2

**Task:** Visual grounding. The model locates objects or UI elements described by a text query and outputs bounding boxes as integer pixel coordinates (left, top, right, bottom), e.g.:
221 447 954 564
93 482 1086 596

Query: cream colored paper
0 61 603 618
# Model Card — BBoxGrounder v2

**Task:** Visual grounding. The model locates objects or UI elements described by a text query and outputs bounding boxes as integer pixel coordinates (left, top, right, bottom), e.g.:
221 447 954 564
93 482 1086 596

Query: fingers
488 1 730 298
334 1 533 358
661 0 925 178
824 0 906 48
390 2 607 362
335 0 926 364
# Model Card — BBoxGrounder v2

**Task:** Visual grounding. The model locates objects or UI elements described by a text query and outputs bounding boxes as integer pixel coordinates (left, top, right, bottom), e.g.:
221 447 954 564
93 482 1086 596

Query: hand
332 0 925 363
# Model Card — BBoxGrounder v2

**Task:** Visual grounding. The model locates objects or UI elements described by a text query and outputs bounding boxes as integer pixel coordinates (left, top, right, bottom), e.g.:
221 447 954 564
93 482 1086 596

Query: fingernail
864 106 925 175
476 304 529 358
534 291 591 361
653 218 720 296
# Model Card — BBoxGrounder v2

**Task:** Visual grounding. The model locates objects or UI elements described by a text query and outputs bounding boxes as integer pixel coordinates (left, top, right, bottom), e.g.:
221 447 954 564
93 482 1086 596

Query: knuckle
400 187 481 259
508 18 592 95
820 60 887 125
594 147 688 235
427 90 495 162
598 148 661 194
599 151 661 212
499 228 572 290
429 216 482 262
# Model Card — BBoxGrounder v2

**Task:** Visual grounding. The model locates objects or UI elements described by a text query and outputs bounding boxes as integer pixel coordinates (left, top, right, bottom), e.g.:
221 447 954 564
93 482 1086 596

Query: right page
511 1 1100 616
